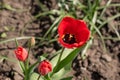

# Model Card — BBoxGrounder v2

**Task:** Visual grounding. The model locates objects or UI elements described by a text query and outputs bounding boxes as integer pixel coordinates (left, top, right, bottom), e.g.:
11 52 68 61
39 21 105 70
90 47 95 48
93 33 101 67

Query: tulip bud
14 46 28 61
30 37 35 47
38 60 52 76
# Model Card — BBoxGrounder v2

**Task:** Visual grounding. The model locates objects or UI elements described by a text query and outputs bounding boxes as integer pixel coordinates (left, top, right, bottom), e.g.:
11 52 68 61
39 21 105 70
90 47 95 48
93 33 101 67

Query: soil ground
0 0 120 80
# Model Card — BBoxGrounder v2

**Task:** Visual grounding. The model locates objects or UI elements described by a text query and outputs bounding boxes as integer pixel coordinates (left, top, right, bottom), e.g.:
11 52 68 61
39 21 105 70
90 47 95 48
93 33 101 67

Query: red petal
58 16 90 48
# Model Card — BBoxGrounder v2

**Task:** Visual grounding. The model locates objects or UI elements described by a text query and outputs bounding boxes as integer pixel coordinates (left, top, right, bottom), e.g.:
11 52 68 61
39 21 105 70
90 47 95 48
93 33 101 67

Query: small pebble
102 54 112 62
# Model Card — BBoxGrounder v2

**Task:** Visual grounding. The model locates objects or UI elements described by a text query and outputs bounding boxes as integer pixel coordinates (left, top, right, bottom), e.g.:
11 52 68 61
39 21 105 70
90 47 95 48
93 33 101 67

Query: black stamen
62 34 76 44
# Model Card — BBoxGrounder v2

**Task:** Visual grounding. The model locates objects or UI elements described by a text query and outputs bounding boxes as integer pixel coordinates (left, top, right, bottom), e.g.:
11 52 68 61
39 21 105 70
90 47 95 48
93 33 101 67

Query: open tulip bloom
58 16 90 48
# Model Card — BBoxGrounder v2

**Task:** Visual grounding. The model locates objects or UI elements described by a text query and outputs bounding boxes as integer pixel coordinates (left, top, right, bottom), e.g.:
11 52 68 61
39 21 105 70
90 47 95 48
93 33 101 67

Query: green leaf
60 76 73 80
1 33 7 38
51 48 73 68
0 36 31 44
44 74 51 80
19 61 25 73
0 55 16 63
30 72 44 80
52 62 72 80
3 3 16 11
4 26 9 31
81 39 92 60
43 15 63 38
53 47 82 73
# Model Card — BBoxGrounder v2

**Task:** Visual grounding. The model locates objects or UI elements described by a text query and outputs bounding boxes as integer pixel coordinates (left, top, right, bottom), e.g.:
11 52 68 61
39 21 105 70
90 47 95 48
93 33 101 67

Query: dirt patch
72 38 120 80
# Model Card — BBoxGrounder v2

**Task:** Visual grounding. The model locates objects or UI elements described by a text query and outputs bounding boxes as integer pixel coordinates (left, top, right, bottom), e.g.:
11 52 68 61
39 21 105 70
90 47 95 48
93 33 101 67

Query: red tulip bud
14 46 28 61
38 60 52 76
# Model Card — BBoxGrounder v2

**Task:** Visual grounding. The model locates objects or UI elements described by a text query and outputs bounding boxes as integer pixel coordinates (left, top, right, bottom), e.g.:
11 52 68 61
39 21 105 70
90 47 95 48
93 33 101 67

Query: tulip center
62 33 76 44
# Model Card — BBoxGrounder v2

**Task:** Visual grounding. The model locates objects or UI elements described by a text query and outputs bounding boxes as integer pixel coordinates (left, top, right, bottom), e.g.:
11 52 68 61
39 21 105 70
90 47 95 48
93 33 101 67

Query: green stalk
0 37 31 44
37 75 41 80
57 47 65 64
24 39 32 80
45 74 51 80
15 38 19 47
24 71 29 80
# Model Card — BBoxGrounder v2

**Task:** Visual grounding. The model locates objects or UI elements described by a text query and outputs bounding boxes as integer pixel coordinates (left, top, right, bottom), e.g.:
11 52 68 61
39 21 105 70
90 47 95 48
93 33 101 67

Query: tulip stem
51 47 65 77
25 45 31 70
37 75 41 80
45 74 51 80
24 39 32 80
57 47 65 64
15 38 19 47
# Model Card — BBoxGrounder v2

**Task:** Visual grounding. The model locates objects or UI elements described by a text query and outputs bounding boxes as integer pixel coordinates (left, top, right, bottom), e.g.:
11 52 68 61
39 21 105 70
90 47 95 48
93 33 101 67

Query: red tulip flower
38 60 52 76
58 16 90 48
14 46 28 61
